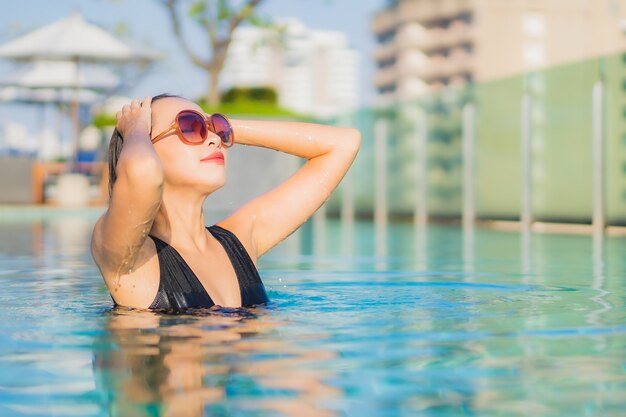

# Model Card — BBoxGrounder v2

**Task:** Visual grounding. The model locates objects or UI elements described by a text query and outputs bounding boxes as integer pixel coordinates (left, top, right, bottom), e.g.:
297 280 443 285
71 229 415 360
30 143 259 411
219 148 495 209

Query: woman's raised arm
91 97 163 279
222 119 361 257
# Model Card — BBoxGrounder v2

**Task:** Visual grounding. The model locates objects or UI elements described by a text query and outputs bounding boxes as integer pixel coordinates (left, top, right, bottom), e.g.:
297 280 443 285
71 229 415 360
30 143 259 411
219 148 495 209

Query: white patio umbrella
0 10 162 165
0 86 103 104
0 60 120 90
0 11 161 63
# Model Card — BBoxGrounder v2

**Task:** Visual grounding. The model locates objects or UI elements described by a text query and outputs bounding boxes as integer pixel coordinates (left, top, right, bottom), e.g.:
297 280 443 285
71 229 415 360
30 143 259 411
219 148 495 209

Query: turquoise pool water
0 212 625 416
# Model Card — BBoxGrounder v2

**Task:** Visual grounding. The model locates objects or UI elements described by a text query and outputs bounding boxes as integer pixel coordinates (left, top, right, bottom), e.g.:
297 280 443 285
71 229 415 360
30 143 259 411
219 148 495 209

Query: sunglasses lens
210 114 233 147
178 111 207 143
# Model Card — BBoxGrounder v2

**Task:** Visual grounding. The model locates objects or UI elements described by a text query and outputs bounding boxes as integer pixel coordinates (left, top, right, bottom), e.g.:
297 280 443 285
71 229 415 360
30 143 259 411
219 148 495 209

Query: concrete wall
0 156 34 204
203 144 302 223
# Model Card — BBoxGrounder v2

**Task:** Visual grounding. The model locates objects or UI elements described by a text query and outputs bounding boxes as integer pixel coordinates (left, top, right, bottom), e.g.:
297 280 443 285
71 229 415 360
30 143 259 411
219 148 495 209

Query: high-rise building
371 0 626 103
220 18 360 118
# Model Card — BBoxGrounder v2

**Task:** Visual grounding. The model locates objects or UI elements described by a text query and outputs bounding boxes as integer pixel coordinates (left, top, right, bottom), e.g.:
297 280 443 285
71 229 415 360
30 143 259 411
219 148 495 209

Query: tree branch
162 0 211 70
228 0 264 36
210 0 265 64
204 1 219 51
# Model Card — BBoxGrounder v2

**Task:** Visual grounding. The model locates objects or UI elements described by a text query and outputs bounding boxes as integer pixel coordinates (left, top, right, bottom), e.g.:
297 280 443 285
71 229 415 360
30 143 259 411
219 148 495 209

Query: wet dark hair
107 94 181 198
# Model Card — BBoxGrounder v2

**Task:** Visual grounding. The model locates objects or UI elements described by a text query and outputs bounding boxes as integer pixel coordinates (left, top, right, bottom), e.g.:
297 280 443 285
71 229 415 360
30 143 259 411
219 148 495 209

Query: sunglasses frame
151 109 234 147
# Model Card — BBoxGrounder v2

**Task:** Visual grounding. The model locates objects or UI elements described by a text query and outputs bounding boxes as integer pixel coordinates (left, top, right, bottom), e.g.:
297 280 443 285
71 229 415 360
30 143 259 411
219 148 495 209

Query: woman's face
150 97 227 194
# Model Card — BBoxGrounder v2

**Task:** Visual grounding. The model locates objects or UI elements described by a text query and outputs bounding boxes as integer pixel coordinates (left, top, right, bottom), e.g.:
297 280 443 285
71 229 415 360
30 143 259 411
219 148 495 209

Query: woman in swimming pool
91 94 361 310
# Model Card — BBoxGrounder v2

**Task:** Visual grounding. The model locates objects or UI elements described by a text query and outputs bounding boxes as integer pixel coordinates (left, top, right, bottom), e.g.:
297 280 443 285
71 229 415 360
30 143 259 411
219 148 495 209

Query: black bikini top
147 225 269 310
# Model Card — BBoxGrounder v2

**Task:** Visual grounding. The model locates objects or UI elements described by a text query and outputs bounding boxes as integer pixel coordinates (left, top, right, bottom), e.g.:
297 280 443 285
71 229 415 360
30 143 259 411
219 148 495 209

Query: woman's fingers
116 98 152 137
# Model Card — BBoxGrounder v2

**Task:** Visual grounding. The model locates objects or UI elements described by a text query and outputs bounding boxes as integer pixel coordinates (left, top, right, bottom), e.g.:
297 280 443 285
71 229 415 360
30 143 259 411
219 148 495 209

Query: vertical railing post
462 102 476 232
521 93 533 233
374 118 388 266
312 199 327 257
414 107 428 227
340 113 356 257
592 81 606 237
374 118 388 227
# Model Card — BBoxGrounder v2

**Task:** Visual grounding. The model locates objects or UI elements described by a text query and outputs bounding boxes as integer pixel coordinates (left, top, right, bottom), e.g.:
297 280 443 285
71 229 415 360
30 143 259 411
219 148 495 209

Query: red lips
200 151 224 164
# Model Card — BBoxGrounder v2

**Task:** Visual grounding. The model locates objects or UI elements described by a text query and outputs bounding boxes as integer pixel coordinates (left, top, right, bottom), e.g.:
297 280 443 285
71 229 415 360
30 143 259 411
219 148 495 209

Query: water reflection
521 228 532 284
93 307 340 417
413 223 428 274
463 222 474 279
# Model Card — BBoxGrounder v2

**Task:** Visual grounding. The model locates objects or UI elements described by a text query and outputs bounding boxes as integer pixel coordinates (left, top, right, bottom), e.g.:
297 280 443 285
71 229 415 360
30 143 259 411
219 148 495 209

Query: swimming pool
0 211 624 416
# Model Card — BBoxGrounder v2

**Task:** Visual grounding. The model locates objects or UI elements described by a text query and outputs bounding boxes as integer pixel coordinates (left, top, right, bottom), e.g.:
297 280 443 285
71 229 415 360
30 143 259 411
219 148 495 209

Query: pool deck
2 204 626 236
0 204 106 221
478 220 626 236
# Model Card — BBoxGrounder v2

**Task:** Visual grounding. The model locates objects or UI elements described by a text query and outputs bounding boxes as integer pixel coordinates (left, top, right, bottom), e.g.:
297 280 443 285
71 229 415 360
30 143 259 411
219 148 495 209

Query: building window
378 57 396 69
377 29 396 44
378 84 397 94
522 11 546 37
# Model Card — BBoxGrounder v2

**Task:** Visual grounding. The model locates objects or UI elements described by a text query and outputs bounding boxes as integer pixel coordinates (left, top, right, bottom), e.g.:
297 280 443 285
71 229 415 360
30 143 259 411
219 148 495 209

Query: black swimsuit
146 225 269 310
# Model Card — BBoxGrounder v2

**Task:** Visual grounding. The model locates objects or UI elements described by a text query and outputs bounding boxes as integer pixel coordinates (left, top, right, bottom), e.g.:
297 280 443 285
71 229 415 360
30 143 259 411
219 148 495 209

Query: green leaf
247 13 273 28
188 0 207 18
217 0 233 21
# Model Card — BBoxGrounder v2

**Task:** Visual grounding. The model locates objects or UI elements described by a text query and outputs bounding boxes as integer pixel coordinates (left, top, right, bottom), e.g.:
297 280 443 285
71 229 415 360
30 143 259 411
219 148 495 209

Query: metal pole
521 94 533 232
415 108 428 227
592 81 605 236
374 118 388 266
340 112 355 257
312 203 326 257
374 118 388 227
462 102 476 232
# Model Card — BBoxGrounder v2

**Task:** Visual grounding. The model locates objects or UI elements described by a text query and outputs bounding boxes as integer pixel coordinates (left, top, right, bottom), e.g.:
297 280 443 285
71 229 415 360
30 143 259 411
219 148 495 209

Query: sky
0 0 386 109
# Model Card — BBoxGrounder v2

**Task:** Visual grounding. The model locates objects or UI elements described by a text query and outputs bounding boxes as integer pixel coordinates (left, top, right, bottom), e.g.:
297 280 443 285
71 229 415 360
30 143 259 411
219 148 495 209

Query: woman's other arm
91 97 163 281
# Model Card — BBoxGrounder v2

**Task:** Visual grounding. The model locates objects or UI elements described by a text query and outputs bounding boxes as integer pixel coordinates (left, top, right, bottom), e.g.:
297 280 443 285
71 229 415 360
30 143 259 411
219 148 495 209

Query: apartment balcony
447 20 475 46
399 0 473 24
396 23 437 51
371 8 397 35
396 22 474 54
397 53 444 82
397 51 474 84
397 77 429 100
373 66 398 87
373 42 396 61
445 51 475 77
439 0 472 19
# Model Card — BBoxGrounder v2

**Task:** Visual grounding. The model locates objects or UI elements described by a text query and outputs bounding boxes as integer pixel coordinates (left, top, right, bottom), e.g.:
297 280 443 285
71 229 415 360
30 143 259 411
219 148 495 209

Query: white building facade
220 19 360 118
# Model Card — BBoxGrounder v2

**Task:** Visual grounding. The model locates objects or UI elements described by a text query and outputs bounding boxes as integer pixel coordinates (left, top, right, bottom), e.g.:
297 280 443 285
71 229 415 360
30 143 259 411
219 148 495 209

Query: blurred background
1 0 625 231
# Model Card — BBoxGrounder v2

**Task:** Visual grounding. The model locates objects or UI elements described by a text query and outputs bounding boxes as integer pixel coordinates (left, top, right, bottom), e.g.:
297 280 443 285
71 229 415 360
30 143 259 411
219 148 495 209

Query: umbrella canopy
0 60 120 90
0 11 162 63
0 86 103 104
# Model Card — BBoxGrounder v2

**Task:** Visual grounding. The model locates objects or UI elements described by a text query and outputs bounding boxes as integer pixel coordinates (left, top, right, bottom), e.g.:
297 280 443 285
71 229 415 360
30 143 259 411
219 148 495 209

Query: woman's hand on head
115 97 152 139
